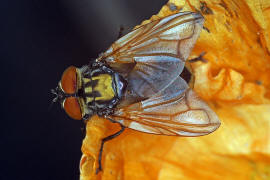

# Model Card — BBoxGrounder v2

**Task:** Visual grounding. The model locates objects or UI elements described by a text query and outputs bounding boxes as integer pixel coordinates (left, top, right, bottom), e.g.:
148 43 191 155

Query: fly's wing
110 77 220 136
101 12 204 98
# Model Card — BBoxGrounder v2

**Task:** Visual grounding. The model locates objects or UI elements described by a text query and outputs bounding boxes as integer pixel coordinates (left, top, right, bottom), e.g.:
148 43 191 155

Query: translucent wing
109 77 220 136
100 12 204 98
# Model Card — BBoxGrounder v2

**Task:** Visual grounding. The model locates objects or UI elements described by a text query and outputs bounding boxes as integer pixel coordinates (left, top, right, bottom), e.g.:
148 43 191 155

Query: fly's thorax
78 63 127 118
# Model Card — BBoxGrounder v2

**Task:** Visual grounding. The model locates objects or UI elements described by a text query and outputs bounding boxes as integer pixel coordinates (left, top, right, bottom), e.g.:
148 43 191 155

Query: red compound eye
61 66 77 94
63 97 82 120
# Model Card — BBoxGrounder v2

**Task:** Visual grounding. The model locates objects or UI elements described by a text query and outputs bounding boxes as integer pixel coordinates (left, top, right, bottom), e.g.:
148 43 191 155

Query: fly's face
53 66 82 120
53 63 127 120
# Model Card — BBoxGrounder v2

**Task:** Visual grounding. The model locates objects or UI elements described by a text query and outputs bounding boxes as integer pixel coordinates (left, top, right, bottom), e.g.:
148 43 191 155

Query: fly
52 12 220 174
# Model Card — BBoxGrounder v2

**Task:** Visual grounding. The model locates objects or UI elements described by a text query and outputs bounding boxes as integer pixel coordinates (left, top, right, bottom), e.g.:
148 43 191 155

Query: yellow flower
80 0 270 179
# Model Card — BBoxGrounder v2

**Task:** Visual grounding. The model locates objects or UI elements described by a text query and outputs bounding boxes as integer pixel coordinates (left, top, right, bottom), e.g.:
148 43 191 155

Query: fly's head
52 61 127 121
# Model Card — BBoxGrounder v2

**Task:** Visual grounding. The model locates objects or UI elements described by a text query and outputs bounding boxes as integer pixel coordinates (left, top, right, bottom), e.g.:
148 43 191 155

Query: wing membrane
101 12 204 98
110 77 220 136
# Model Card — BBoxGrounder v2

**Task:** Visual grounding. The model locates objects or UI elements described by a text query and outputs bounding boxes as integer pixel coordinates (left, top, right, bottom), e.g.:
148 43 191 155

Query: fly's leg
117 25 133 39
117 25 125 39
188 52 207 63
203 26 210 33
96 124 125 174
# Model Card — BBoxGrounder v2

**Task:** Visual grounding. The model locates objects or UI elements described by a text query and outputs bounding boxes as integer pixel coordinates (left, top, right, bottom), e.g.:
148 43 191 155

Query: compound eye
63 97 82 120
61 66 77 94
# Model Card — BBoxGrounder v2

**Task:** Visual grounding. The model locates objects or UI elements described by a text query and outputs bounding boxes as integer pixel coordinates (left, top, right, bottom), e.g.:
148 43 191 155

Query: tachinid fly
52 12 220 174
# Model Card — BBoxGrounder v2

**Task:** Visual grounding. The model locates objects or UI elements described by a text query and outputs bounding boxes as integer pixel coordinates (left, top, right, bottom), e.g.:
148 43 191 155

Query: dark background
1 0 167 179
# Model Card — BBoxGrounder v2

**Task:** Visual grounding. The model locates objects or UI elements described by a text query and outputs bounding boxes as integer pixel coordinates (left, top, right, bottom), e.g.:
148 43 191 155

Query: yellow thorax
92 74 115 101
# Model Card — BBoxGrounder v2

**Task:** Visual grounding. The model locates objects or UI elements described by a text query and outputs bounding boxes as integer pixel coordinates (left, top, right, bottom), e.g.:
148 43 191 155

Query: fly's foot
189 52 207 63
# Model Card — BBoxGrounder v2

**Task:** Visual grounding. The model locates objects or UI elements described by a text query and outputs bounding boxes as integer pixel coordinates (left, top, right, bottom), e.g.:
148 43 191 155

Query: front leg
96 123 125 174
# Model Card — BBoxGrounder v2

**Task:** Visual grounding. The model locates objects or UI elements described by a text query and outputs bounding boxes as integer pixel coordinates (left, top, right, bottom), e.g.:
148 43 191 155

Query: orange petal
80 0 270 179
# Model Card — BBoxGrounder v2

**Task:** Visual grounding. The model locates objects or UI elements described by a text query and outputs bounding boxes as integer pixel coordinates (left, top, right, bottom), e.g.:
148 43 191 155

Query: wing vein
133 17 199 48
